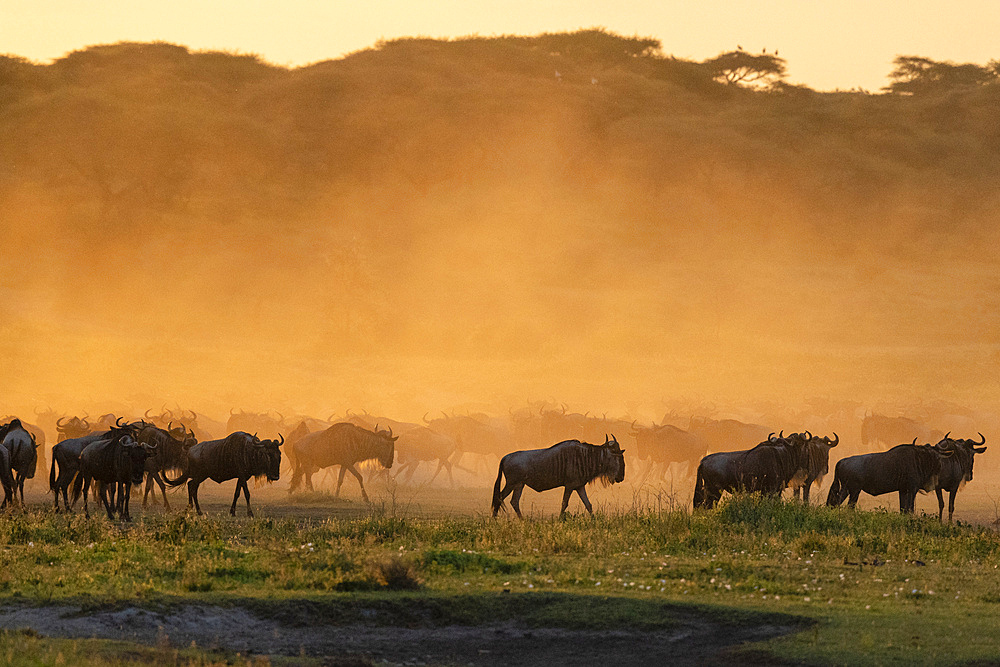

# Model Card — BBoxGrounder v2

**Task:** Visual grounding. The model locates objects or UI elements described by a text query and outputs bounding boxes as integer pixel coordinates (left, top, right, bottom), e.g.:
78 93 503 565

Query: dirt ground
0 602 805 666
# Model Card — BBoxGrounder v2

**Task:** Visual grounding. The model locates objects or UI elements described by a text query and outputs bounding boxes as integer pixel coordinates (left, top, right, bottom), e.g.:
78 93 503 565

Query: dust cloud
1 36 998 439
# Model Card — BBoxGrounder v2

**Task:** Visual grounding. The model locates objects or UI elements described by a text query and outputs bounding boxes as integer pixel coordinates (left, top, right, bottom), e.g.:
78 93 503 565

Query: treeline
2 29 1000 240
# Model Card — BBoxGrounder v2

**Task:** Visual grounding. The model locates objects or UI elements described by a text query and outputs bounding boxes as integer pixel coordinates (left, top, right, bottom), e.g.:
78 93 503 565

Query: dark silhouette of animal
56 415 91 442
693 432 811 509
492 435 626 518
288 423 395 501
137 423 197 509
390 426 460 486
629 420 708 484
688 416 773 452
860 413 942 449
0 419 39 504
227 410 285 439
165 432 283 516
0 448 15 507
50 424 136 512
932 433 987 522
826 441 953 513
790 432 840 504
72 430 156 521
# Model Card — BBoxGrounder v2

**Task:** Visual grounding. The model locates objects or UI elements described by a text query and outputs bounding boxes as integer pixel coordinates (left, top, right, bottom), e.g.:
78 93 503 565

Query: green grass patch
1 496 1000 664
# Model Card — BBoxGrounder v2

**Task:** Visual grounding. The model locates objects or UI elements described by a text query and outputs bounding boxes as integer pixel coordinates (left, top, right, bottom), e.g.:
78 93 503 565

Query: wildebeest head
119 435 156 485
936 432 987 483
373 425 398 469
56 415 91 441
255 433 284 482
602 434 626 484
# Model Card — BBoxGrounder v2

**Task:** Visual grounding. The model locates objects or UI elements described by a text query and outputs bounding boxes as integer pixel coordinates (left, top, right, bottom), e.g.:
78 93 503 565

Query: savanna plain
4 28 1000 665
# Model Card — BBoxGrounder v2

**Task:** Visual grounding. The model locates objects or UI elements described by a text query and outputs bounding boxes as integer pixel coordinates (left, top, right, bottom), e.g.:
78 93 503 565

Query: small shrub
369 556 422 590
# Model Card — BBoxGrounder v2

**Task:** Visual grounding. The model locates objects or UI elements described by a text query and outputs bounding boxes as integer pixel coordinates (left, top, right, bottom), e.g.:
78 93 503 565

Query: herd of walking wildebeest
0 402 990 522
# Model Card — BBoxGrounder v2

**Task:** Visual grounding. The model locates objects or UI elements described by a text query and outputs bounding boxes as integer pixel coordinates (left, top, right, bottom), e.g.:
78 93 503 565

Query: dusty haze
2 33 999 430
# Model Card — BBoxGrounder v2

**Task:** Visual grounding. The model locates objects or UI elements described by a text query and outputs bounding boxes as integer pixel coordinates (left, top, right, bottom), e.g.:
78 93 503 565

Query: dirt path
0 603 805 666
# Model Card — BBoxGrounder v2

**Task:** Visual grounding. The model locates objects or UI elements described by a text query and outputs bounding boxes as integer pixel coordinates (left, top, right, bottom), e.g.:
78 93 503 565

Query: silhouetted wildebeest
166 431 283 516
390 426 460 486
860 413 942 449
0 447 15 507
0 415 45 478
790 432 840 504
0 419 39 504
688 416 773 452
50 423 137 512
56 415 91 442
73 430 156 521
491 435 626 518
826 440 953 513
288 422 396 501
227 409 285 439
692 432 811 510
137 423 197 509
932 432 987 522
629 420 708 484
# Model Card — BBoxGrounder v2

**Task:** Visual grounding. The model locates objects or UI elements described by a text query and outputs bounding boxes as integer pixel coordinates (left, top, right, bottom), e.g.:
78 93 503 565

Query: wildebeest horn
116 416 127 428
831 432 839 446
423 413 430 424
779 430 784 438
942 431 952 441
188 410 197 421
167 421 175 432
277 433 284 446
911 437 918 445
81 416 90 427
977 432 986 445
56 416 68 428
605 433 609 444
805 430 812 439
388 426 393 439
767 432 775 441
631 420 640 434
145 408 154 420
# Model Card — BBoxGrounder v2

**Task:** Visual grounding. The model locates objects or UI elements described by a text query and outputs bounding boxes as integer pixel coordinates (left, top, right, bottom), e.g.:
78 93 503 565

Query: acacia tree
885 55 996 94
704 50 787 88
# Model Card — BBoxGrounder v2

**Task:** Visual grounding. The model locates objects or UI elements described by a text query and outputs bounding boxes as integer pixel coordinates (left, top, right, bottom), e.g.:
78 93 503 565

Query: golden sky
3 0 998 91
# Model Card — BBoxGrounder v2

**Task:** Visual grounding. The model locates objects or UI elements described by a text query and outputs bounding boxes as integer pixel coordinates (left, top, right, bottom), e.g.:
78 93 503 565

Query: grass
1 496 1000 664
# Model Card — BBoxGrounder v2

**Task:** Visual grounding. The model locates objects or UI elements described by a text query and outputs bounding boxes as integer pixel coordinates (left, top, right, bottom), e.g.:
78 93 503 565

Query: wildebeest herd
0 403 990 522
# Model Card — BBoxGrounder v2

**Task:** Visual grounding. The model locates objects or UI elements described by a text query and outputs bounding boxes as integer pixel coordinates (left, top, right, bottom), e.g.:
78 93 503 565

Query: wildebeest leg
155 472 170 510
510 484 525 518
82 478 91 518
576 486 594 514
559 487 573 516
188 479 203 515
15 474 25 506
242 479 254 517
100 483 115 520
230 481 242 516
948 490 957 523
847 490 860 508
898 490 913 514
343 464 368 502
122 482 134 522
936 488 945 521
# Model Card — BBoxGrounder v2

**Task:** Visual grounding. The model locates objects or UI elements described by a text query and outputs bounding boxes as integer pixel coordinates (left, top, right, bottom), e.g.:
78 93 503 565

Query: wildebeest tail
48 456 57 493
164 470 189 487
491 461 505 514
825 474 842 506
692 464 706 509
70 472 84 505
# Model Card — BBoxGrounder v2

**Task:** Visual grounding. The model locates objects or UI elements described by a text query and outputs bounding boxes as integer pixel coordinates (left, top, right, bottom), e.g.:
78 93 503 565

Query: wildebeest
49 424 136 512
491 435 626 518
0 419 39 504
932 433 987 522
860 413 942 449
73 430 156 521
789 432 840 504
56 415 91 442
688 416 773 452
227 410 285 440
165 432 283 516
288 423 396 501
0 447 15 507
692 432 811 510
826 440 953 513
137 423 197 509
390 426 461 486
629 420 708 485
